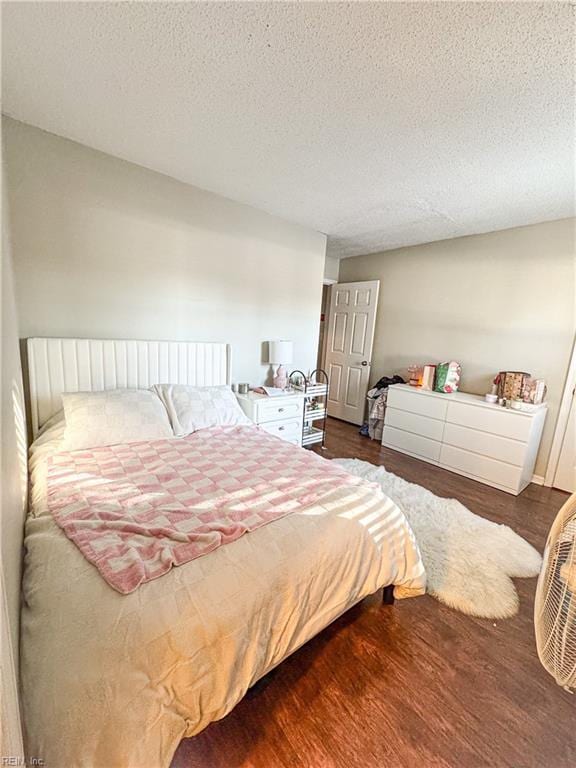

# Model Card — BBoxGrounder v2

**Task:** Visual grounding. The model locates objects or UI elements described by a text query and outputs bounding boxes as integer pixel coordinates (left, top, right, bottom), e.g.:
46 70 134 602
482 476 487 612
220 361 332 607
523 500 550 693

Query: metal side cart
289 368 329 449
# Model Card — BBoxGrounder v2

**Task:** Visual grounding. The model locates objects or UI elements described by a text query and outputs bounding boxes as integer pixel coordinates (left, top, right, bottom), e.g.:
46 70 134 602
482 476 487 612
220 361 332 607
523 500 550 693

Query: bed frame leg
382 585 395 606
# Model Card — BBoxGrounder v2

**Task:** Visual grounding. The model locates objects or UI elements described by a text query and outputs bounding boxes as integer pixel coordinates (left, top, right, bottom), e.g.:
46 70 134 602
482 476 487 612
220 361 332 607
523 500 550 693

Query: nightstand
236 391 304 446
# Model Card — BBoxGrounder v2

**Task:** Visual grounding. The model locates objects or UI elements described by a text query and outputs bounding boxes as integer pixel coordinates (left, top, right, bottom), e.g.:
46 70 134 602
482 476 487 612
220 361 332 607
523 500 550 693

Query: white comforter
21 421 425 768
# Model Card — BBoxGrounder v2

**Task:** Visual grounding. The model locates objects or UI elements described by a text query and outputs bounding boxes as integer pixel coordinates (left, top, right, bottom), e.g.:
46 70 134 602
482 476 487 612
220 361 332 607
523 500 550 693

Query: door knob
361 361 368 366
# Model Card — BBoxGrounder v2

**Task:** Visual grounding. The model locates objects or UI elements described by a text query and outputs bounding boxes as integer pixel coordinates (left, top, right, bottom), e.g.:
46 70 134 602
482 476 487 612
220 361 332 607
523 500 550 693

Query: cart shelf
289 368 329 450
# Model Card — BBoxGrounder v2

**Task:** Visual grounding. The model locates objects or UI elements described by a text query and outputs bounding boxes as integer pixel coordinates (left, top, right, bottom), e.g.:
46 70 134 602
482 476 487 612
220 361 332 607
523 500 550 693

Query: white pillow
61 389 173 451
153 384 252 436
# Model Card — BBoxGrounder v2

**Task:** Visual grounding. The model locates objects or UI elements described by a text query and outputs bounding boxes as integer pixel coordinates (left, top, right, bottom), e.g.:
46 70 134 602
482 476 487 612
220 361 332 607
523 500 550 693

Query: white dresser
382 384 547 495
236 392 304 446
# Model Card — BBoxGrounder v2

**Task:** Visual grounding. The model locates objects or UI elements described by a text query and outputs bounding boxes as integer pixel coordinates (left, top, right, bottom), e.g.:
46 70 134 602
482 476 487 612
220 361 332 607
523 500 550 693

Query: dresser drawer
446 401 532 442
387 387 448 422
440 444 522 491
260 418 302 441
386 406 445 442
382 425 441 463
443 422 527 467
257 398 303 424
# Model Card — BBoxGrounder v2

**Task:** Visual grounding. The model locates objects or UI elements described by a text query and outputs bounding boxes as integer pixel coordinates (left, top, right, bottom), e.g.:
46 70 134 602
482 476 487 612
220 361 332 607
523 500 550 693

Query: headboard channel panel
27 338 231 438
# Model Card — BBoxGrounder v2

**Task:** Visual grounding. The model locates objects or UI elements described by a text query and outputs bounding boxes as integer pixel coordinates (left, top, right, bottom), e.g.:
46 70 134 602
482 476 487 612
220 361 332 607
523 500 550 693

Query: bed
20 337 426 768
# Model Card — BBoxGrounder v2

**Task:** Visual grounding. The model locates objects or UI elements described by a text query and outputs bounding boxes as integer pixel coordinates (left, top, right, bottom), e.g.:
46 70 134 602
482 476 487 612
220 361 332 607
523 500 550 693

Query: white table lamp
268 340 293 389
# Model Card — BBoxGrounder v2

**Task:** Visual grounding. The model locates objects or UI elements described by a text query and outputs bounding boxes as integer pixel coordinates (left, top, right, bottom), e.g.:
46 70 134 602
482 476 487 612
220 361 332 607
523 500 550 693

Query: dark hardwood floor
172 418 571 768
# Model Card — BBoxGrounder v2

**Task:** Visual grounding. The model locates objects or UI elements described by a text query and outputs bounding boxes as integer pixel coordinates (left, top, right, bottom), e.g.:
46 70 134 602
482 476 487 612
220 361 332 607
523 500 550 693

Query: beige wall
4 118 327 385
323 255 340 283
339 219 576 477
1 164 26 758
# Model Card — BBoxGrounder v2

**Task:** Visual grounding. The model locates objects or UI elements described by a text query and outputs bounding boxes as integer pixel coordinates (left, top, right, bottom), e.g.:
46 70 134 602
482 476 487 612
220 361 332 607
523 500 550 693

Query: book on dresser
382 383 547 496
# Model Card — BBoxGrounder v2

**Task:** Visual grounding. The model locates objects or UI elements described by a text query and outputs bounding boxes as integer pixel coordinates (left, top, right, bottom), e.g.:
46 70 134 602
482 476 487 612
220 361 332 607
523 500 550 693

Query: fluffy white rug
333 458 542 619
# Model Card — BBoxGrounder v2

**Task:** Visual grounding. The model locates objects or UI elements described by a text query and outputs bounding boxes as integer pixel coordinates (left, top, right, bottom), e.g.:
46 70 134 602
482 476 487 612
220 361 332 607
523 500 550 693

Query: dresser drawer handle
278 426 285 431
278 407 285 412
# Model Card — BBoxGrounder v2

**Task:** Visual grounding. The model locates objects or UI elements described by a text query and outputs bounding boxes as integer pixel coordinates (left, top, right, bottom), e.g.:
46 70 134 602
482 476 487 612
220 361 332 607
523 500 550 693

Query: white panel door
554 390 575 492
325 280 380 425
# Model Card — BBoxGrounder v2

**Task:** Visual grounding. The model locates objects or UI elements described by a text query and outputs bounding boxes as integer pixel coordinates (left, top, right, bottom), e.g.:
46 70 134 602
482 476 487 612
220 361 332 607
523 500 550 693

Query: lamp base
273 364 288 390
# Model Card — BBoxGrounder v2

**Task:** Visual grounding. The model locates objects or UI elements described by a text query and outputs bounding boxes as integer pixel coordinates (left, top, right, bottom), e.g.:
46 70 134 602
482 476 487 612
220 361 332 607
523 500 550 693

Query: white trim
322 278 338 285
545 335 576 487
225 345 232 386
531 474 545 486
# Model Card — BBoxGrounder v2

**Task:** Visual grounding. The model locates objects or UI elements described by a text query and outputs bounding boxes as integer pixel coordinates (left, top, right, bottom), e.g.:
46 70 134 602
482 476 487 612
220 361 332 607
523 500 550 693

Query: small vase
273 365 287 390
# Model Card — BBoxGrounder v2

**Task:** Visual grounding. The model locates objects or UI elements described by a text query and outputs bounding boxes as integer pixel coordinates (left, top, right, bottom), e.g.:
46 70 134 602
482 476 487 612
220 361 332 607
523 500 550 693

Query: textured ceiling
2 2 574 258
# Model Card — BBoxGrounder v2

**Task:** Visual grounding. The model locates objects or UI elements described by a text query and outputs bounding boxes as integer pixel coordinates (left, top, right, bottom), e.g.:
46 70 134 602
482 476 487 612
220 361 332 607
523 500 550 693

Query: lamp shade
268 340 293 365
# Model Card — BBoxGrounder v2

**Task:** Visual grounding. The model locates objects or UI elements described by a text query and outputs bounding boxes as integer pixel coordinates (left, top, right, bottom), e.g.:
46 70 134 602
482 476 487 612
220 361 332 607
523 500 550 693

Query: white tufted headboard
26 337 231 438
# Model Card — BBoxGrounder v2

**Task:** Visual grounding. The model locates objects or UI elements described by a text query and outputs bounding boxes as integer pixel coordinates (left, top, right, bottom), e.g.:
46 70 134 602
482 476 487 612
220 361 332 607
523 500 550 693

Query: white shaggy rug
334 458 542 619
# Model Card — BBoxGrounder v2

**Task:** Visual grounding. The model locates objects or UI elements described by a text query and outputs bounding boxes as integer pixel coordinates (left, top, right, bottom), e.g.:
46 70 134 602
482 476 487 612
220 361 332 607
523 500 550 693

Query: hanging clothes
363 376 405 441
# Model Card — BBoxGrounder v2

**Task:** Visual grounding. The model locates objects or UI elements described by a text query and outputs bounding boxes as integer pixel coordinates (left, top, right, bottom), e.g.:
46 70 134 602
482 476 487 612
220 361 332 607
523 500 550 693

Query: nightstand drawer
260 418 302 441
236 392 305 446
257 398 303 424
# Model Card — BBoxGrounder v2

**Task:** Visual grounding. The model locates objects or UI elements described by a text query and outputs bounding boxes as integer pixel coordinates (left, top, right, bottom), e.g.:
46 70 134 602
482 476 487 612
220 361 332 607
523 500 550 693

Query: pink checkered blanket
47 426 366 594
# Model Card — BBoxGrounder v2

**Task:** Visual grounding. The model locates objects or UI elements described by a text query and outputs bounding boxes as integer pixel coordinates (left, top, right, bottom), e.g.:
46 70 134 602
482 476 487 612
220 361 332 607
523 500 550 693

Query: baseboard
531 474 545 486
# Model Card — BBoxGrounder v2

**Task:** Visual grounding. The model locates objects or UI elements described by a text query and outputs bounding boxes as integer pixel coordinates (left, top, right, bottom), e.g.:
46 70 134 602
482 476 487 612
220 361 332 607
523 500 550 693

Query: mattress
21 420 426 768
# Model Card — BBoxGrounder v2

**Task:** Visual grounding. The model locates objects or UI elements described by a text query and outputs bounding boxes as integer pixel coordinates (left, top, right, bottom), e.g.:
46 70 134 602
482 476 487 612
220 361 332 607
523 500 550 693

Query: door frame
317 281 334 372
324 279 380 425
545 335 576 487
